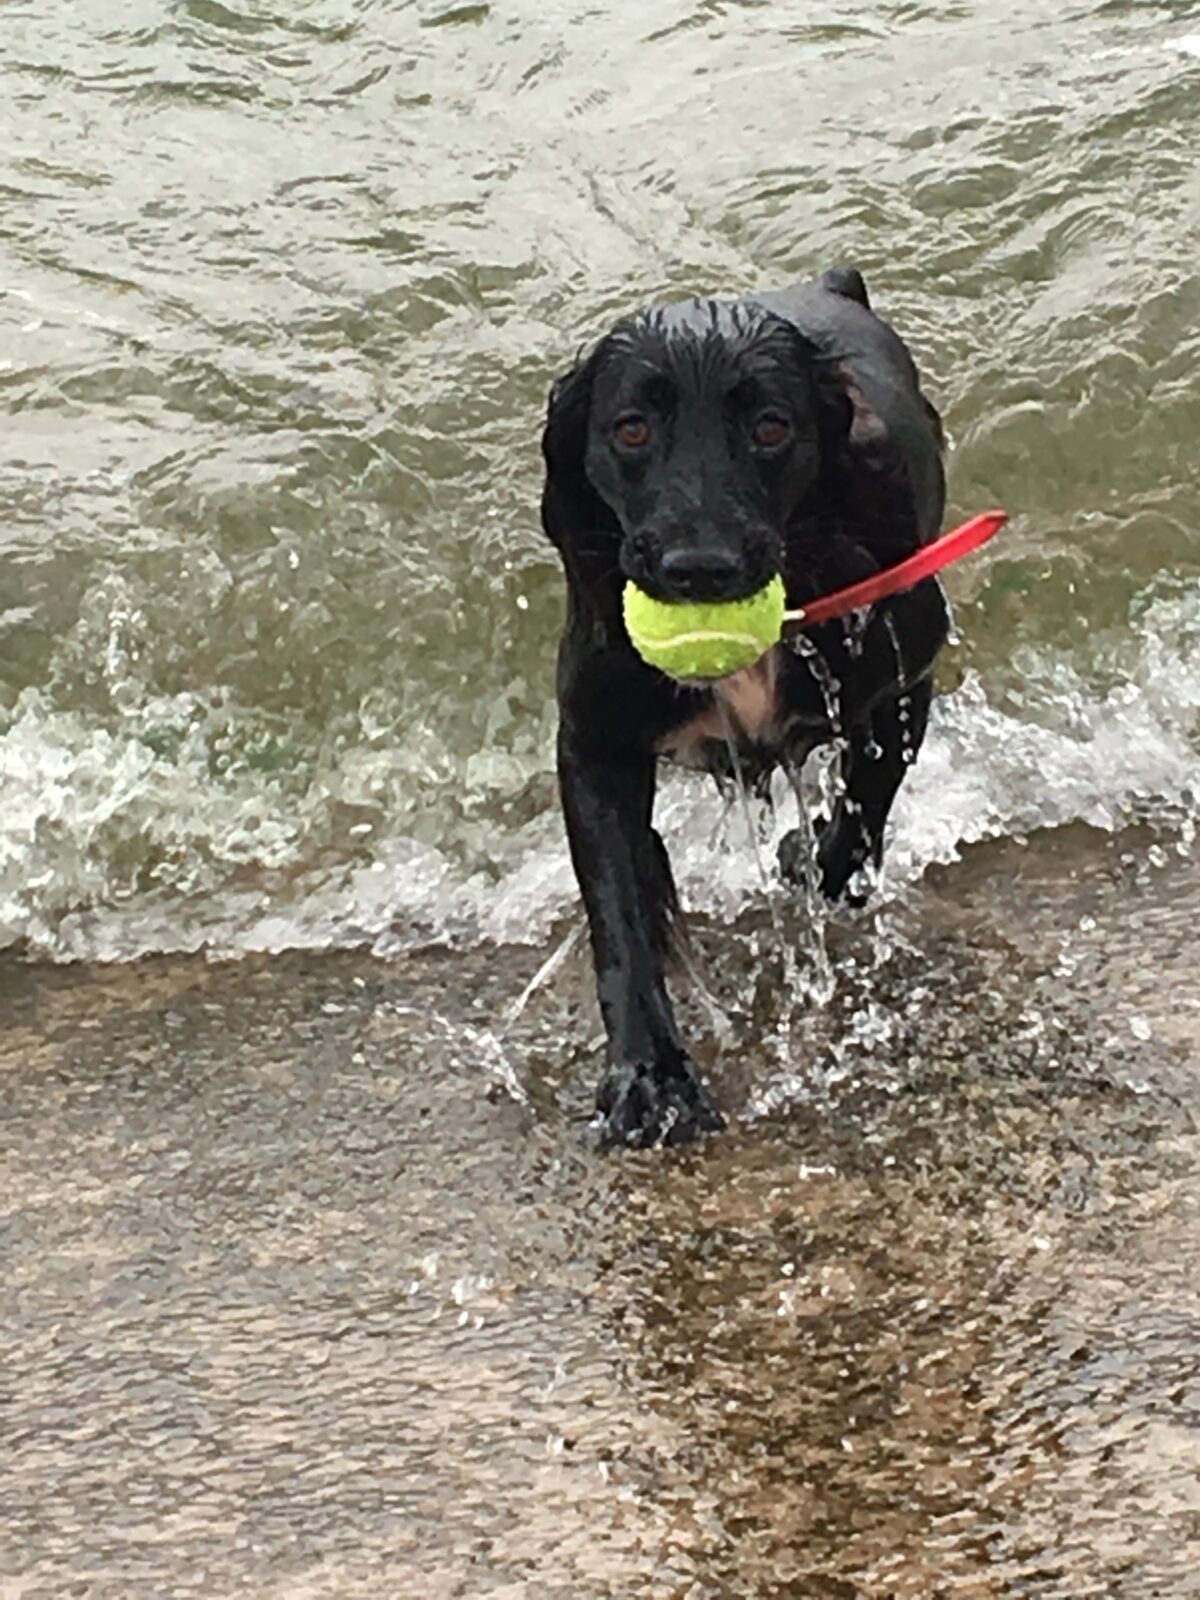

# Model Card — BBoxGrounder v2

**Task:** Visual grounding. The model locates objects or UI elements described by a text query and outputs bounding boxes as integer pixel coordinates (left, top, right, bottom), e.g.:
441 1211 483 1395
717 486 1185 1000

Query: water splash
388 1001 529 1106
787 630 843 735
2 589 1199 961
780 758 838 1007
503 920 586 1028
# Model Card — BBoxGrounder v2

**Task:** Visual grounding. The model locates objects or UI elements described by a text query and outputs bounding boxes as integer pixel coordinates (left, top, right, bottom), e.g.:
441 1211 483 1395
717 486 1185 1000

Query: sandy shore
3 824 1200 1597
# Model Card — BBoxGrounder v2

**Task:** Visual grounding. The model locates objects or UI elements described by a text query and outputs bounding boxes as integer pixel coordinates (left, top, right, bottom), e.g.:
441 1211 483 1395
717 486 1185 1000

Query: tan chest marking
656 648 782 763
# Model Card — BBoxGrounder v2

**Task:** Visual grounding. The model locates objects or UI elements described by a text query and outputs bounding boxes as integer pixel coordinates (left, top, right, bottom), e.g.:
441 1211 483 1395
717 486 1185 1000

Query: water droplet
787 633 842 735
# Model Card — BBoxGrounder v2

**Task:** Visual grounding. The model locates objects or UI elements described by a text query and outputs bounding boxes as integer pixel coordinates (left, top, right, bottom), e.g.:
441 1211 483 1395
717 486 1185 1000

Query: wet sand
3 825 1200 1598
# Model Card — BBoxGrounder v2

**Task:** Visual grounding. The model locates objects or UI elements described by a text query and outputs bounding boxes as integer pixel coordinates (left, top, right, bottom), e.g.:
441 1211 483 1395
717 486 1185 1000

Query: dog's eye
752 414 791 450
614 415 651 449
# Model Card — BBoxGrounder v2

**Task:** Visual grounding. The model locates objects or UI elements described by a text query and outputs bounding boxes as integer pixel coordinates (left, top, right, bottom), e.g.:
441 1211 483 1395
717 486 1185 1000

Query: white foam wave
2 591 1198 963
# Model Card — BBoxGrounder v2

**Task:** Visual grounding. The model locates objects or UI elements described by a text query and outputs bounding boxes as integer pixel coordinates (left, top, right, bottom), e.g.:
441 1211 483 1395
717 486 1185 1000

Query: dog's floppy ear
814 355 933 562
812 353 855 470
540 339 621 555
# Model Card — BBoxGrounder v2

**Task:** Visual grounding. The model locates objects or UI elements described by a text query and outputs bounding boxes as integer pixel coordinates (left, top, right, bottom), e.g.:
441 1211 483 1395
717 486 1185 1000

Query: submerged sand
3 825 1200 1597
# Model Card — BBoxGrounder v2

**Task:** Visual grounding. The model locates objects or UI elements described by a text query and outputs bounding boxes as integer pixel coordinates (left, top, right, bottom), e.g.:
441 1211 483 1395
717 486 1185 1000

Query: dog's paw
816 820 877 905
591 1060 725 1151
780 817 878 905
779 823 862 904
777 826 814 889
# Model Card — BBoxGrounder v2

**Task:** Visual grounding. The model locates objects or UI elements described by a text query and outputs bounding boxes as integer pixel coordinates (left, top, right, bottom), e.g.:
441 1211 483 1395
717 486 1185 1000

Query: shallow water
1 0 1199 956
4 825 1200 1596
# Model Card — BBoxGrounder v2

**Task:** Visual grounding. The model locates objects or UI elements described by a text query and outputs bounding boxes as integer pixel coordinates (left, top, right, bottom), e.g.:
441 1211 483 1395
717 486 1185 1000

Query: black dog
541 269 949 1148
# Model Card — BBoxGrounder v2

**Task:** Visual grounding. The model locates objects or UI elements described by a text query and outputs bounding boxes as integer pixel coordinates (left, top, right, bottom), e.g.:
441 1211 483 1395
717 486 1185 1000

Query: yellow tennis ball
622 575 786 681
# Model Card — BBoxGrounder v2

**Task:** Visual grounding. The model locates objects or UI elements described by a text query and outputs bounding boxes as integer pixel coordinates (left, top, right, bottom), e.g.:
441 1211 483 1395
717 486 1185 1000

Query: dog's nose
659 546 743 599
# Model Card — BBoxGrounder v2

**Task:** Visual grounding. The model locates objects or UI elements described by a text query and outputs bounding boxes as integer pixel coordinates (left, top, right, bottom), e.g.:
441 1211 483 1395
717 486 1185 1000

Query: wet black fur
541 269 949 1148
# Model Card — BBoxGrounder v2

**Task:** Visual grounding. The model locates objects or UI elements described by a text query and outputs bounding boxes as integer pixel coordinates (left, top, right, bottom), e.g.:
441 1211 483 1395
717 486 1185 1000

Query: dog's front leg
815 676 933 900
558 728 724 1148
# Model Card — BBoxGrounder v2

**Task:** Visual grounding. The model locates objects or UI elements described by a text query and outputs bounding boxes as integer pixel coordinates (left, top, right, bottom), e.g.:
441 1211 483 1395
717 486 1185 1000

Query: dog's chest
656 650 787 771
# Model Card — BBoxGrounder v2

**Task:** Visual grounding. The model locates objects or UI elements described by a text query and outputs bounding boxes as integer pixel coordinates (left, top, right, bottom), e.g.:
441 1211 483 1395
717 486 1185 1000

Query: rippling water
2 0 1198 959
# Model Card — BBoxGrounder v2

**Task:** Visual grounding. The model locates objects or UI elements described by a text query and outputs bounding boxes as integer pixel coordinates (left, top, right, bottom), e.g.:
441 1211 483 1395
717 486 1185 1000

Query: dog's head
542 299 851 603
